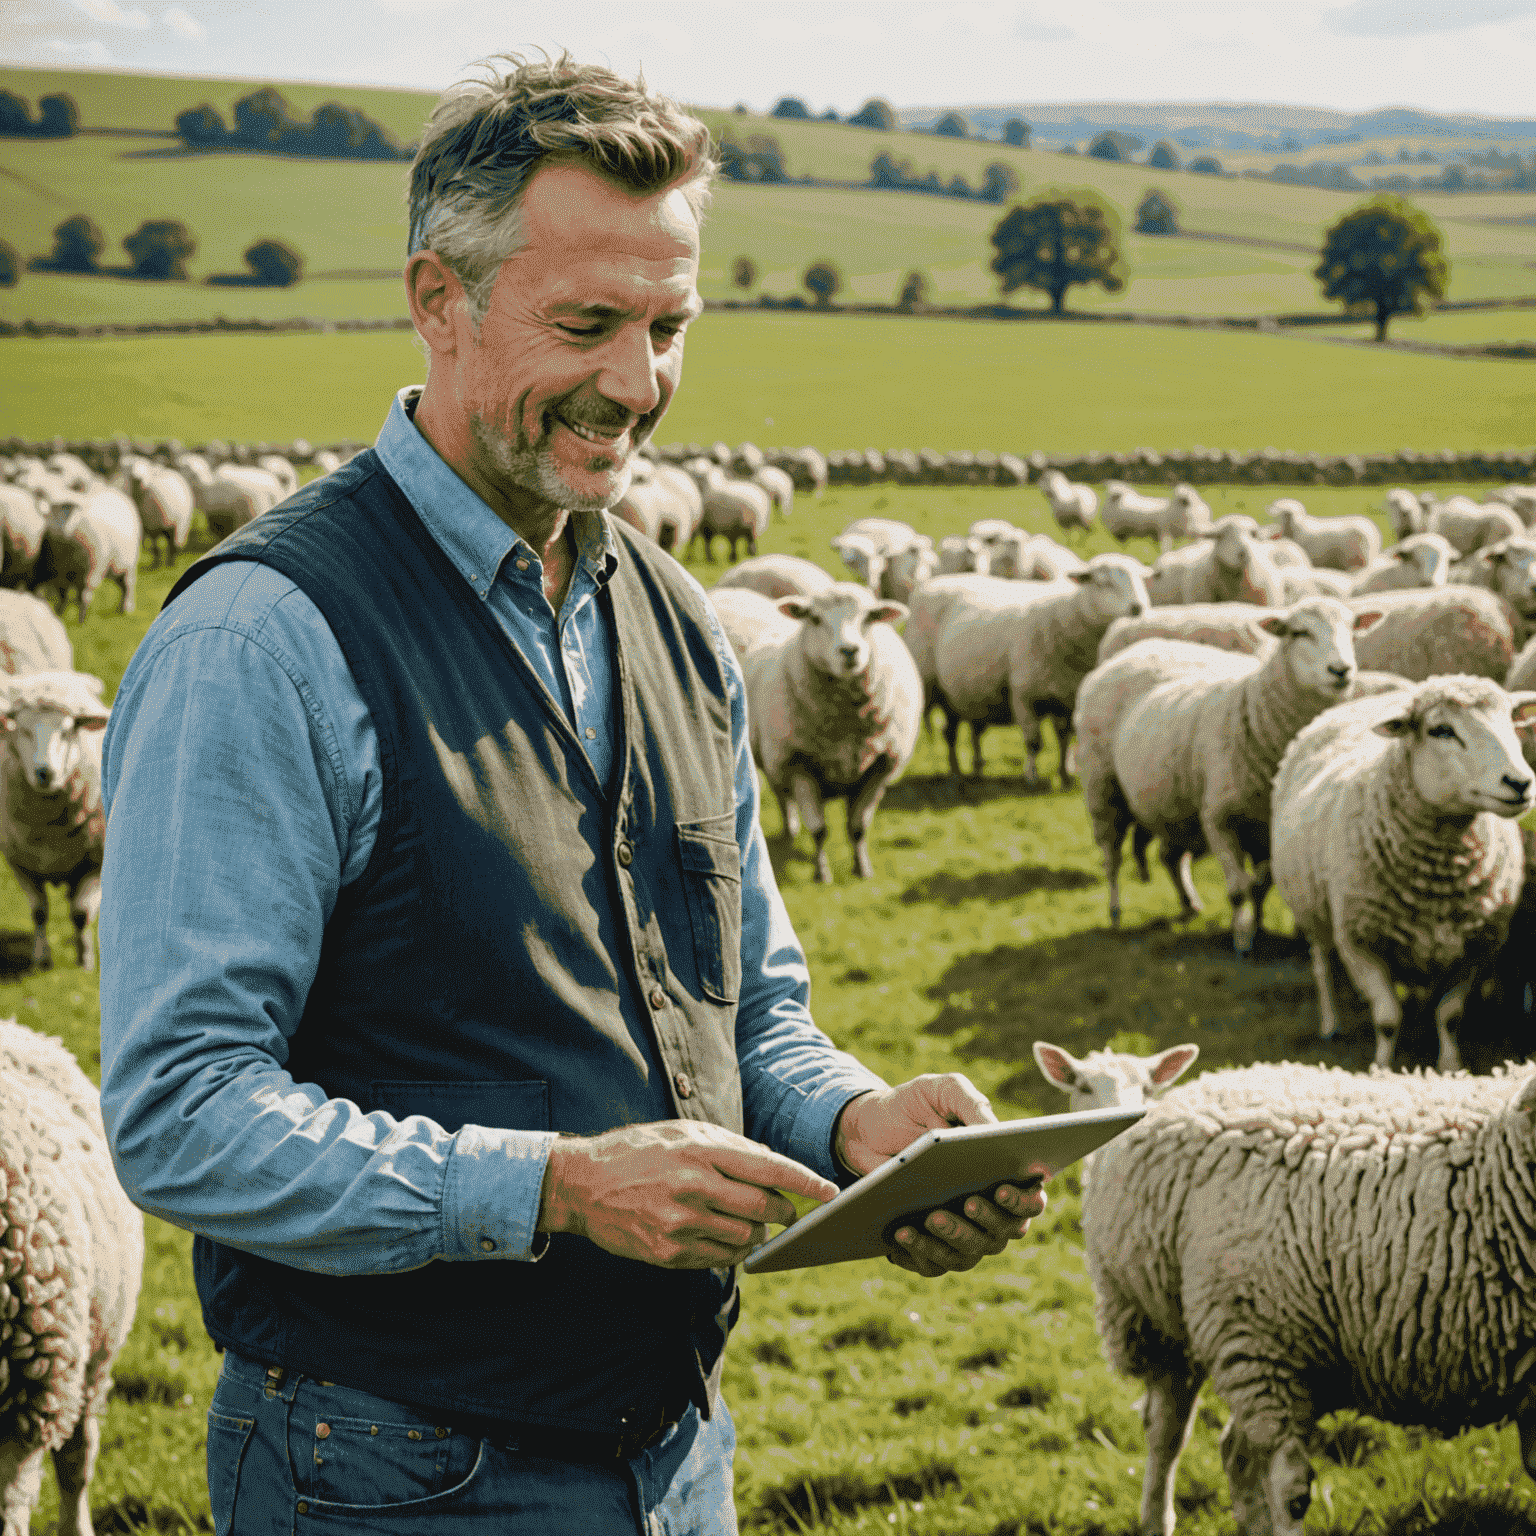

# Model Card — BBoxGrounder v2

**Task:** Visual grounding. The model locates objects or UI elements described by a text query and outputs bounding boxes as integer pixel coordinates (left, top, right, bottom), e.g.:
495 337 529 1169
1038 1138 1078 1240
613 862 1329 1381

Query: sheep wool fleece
1085 1061 1536 1441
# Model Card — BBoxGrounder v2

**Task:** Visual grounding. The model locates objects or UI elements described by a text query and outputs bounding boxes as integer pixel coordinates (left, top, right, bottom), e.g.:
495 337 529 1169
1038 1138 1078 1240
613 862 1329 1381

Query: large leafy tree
124 219 197 280
989 193 1126 315
802 259 843 308
50 215 105 273
1314 195 1449 342
848 97 897 131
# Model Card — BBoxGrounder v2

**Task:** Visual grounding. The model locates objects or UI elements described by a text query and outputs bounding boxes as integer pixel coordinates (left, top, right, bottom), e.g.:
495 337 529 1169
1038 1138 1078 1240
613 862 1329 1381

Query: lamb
1348 586 1516 682
1448 536 1536 643
739 583 922 881
32 490 141 622
931 554 1151 786
686 467 771 562
1264 497 1381 571
1348 530 1456 594
711 554 834 602
0 591 72 677
1032 1039 1200 1115
0 489 46 591
121 459 192 569
0 1019 143 1536
1078 1057 1536 1536
1075 598 1373 948
1425 494 1525 555
1146 519 1285 608
1271 675 1535 1069
0 671 109 972
1036 468 1097 537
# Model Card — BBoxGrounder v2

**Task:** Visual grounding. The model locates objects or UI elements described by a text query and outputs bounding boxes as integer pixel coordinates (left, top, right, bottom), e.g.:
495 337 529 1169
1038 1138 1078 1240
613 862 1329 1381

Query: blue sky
4 0 1535 118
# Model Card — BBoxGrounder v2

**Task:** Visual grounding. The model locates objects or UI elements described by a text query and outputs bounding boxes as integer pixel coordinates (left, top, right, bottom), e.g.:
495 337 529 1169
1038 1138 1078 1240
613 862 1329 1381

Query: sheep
1037 468 1098 537
729 443 764 475
841 517 924 558
32 490 141 623
1447 536 1536 643
750 464 795 518
1384 486 1425 540
686 467 771 563
1146 518 1286 608
0 489 46 591
0 1018 143 1536
739 583 922 881
711 554 834 602
931 554 1151 786
967 518 1018 546
902 574 1026 716
936 535 990 576
256 453 299 499
1253 528 1312 569
1348 530 1456 594
121 459 192 569
881 542 937 605
0 591 71 677
1491 483 1536 526
42 453 94 492
610 482 666 542
1076 598 1374 947
706 587 793 665
1100 481 1172 546
1510 633 1536 693
0 671 109 972
174 454 281 541
1078 1057 1536 1536
776 446 828 496
830 531 886 593
311 448 343 477
1426 494 1525 555
1264 497 1381 571
1097 602 1274 664
1032 1039 1200 1115
1277 564 1352 601
1272 675 1535 1070
1021 535 1088 582
1348 585 1516 682
649 464 703 553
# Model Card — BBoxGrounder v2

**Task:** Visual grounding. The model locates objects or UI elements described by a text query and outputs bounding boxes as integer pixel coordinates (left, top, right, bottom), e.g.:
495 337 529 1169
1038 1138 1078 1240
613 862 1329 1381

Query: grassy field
4 470 1534 1533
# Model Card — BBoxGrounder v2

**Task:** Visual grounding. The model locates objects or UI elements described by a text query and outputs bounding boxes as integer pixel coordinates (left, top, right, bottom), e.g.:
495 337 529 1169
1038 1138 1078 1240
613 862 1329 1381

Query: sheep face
1257 599 1369 699
1 702 107 792
1032 1040 1198 1111
1069 555 1150 622
1211 522 1262 573
1373 680 1536 817
1483 540 1536 622
830 532 885 592
780 586 906 679
1396 533 1454 586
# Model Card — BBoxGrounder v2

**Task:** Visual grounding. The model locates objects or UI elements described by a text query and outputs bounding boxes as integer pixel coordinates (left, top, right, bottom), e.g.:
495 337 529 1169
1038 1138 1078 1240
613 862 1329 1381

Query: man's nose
597 328 664 419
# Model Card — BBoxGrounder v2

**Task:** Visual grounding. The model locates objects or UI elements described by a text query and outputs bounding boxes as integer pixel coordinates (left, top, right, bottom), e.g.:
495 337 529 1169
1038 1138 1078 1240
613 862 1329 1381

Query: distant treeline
175 86 411 161
0 90 78 139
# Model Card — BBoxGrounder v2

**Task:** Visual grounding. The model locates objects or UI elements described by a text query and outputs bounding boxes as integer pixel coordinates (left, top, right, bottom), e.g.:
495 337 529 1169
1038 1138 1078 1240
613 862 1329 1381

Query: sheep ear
1392 546 1414 562
1509 691 1536 728
1067 569 1094 584
1256 615 1291 637
869 602 907 626
1352 609 1384 633
778 597 812 621
1484 543 1511 565
1148 1043 1198 1091
1032 1041 1082 1090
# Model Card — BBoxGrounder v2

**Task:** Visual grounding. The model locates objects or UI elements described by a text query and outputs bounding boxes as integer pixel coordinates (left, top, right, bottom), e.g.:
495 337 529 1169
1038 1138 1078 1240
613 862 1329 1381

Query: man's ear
405 249 468 357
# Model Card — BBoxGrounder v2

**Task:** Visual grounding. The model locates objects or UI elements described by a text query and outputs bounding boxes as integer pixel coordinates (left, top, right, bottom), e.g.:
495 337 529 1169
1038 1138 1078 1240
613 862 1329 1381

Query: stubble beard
469 408 635 515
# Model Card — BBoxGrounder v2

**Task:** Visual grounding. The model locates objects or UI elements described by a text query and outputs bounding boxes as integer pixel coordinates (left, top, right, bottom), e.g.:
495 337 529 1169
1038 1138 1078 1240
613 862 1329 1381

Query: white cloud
161 5 204 38
1326 0 1536 35
46 36 112 61
74 0 151 27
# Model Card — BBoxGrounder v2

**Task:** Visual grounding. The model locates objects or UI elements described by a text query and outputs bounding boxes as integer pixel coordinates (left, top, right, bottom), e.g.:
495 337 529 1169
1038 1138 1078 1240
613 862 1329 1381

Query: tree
35 94 78 138
0 91 31 136
1003 117 1030 148
124 219 197 280
869 151 911 188
1189 155 1222 174
770 96 811 120
989 193 1126 315
1314 194 1448 342
244 239 304 286
232 86 302 148
1148 140 1181 170
819 108 840 122
933 112 969 139
848 97 897 131
176 104 228 146
896 269 930 312
0 241 18 288
802 259 843 308
719 135 786 183
1088 130 1142 162
731 256 757 292
50 215 105 273
947 174 974 199
980 162 1021 204
1135 189 1180 234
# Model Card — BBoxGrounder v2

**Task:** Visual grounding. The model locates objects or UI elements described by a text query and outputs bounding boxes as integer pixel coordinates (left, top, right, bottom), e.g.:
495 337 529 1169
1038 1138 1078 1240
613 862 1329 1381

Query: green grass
2 472 1531 1531
4 314 1534 457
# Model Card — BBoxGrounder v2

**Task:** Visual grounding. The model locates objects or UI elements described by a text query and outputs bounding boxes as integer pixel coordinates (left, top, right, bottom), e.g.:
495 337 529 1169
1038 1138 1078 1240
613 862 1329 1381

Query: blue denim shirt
99 387 884 1276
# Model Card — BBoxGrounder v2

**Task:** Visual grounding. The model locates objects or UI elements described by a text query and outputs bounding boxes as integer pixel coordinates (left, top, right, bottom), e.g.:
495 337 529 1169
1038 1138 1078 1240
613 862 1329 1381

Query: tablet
743 1104 1145 1274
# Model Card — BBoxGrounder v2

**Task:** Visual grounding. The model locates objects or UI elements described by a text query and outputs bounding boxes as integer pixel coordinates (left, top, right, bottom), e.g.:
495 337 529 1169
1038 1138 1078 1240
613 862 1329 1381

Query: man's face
455 161 703 513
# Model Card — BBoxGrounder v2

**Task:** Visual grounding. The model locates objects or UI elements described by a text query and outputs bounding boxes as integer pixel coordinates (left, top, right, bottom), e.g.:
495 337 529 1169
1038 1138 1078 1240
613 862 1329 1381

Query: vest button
674 1071 694 1100
315 1422 330 1439
407 1428 422 1440
297 1504 309 1515
649 986 667 1010
617 841 633 867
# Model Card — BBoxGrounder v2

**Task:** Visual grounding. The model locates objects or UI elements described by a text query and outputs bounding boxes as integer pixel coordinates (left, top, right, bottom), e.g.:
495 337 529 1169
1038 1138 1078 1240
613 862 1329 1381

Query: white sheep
1447 536 1536 643
967 518 1018 546
1100 481 1172 547
1032 1039 1200 1115
711 554 834 602
311 448 343 477
0 591 72 677
706 587 794 665
0 1019 143 1535
1509 632 1536 694
1080 1058 1536 1536
1277 564 1352 602
174 454 281 541
741 583 922 881
122 459 192 569
648 464 703 554
841 517 924 558
829 531 886 593
777 446 828 495
42 454 94 492
931 554 1151 786
881 542 938 605
255 453 299 499
936 535 990 576
1021 535 1088 582
1036 469 1097 537
685 465 771 563
1076 598 1373 947
1264 497 1381 571
1272 675 1535 1068
750 464 795 518
1146 518 1285 608
1253 529 1312 569
1097 603 1274 665
1426 494 1525 555
902 574 1026 724
1348 530 1456 594
1491 483 1536 526
0 671 109 972
1383 486 1425 540
0 489 46 591
33 490 141 622
1348 585 1516 682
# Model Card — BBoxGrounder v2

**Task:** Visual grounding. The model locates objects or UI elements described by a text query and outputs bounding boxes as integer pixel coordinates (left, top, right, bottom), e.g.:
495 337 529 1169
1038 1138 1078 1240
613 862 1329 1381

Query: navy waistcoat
164 451 745 1431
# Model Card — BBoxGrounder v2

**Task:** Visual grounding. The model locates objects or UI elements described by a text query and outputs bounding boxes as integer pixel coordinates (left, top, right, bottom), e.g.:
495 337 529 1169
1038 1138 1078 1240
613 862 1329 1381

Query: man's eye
557 323 603 337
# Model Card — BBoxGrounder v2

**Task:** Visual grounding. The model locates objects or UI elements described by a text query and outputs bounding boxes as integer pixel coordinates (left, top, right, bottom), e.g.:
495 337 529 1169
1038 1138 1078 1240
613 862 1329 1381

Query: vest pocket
366 1079 551 1134
676 815 743 1005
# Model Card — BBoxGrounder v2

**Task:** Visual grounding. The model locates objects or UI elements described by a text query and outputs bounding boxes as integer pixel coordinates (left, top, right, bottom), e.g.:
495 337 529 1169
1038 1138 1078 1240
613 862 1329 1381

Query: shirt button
479 1237 496 1252
515 558 529 571
649 986 667 1010
585 726 597 740
435 1426 449 1439
315 1422 331 1439
674 1071 694 1100
297 1504 309 1515
407 1429 422 1441
617 841 633 866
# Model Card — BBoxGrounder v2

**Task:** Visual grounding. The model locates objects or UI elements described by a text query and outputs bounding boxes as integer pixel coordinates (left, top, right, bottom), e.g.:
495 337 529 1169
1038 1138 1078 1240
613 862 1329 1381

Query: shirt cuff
440 1126 558 1261
780 1077 886 1188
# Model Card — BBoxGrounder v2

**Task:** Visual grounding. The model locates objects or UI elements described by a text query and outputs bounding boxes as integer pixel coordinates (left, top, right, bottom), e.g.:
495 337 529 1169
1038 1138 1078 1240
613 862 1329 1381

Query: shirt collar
374 386 618 600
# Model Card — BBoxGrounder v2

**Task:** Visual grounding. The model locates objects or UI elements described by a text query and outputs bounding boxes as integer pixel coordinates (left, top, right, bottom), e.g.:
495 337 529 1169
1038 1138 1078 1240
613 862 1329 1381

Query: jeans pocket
676 815 742 1005
206 1408 256 1536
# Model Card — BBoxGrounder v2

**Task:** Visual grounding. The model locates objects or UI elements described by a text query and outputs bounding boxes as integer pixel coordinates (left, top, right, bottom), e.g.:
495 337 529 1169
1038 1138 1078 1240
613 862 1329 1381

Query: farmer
98 53 1045 1533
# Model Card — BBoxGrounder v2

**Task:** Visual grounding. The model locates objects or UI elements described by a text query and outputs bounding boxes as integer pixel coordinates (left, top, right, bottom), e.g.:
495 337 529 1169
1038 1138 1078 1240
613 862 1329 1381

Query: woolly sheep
649 464 703 553
1253 531 1311 569
1426 494 1525 555
1076 598 1373 947
1080 1058 1536 1536
1348 586 1515 682
1102 482 1211 553
0 489 45 591
1264 497 1381 571
0 671 109 971
0 592 71 678
121 460 192 570
730 443 764 476
1271 675 1536 1069
1491 484 1536 526
1037 469 1097 537
1032 1039 1200 1115
711 554 834 602
33 490 141 623
932 554 1151 786
1348 530 1456 594
255 454 299 499
1277 564 1352 602
776 446 828 496
707 587 793 665
686 466 771 563
1146 519 1285 608
175 455 281 541
740 583 922 881
751 464 795 518
0 1019 143 1536
1384 486 1425 540
881 543 938 605
311 449 343 477
1021 535 1088 583
830 531 886 593
967 519 1017 546
1509 633 1536 694
42 454 94 492
936 535 990 576
1448 536 1536 643
977 528 1032 579
902 574 1027 718
1097 603 1273 664
841 517 924 558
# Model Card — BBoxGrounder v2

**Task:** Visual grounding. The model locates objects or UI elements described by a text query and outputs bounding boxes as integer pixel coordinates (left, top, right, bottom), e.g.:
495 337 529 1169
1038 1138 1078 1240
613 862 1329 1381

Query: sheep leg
69 869 102 972
970 722 987 779
51 1413 99 1536
1335 937 1402 1066
1085 782 1134 928
846 755 896 880
941 707 964 780
119 558 136 615
1138 1367 1204 1536
1202 809 1257 955
1310 943 1343 1039
1220 1420 1313 1536
1160 844 1203 919
788 772 831 883
1019 710 1045 788
1433 978 1475 1074
1132 824 1153 882
0 1440 46 1536
7 862 51 970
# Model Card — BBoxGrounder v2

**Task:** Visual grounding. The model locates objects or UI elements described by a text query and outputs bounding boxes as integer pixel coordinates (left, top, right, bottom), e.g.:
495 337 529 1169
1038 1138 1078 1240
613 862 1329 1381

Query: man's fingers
929 1071 998 1128
708 1142 838 1205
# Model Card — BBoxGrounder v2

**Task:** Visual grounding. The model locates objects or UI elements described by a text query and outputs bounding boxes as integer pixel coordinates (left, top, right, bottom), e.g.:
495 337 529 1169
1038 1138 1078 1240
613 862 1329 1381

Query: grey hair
408 51 716 327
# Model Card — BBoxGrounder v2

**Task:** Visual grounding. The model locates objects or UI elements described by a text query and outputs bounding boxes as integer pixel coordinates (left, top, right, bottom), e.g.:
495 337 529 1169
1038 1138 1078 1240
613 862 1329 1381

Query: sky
3 0 1535 120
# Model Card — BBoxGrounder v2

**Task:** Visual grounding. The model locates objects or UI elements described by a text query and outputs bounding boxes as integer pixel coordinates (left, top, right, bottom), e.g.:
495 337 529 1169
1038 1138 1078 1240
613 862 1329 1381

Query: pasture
1 443 1534 1529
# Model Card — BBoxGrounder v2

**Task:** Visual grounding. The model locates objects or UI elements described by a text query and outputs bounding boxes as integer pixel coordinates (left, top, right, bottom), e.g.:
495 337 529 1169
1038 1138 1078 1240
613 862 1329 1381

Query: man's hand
835 1075 1048 1278
539 1120 838 1269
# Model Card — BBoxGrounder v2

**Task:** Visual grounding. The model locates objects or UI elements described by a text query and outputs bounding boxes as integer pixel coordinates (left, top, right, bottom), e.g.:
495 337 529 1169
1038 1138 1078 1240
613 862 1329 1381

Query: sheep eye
805 613 822 625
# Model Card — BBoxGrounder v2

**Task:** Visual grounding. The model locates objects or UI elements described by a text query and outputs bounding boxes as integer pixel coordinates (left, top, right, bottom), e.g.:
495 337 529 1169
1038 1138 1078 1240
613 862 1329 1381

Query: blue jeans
206 1349 738 1535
